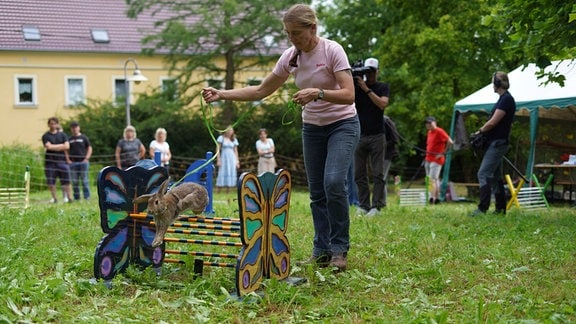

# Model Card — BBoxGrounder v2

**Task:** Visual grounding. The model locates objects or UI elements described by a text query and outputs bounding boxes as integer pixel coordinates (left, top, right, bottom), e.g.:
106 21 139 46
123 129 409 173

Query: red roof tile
0 0 285 55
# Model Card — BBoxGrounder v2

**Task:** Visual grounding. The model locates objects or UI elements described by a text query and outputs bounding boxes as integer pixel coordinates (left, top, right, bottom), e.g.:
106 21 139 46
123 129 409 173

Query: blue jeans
70 161 91 200
477 139 508 211
302 116 360 256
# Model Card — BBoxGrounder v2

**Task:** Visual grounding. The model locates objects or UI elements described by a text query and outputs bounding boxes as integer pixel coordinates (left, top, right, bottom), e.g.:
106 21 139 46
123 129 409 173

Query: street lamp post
124 58 148 126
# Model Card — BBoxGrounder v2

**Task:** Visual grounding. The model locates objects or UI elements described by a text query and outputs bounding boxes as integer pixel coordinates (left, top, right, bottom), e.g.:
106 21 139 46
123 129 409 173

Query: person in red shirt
425 116 453 204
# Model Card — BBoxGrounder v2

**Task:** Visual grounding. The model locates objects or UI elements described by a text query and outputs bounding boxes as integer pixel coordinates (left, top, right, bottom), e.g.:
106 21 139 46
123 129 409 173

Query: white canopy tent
443 59 576 194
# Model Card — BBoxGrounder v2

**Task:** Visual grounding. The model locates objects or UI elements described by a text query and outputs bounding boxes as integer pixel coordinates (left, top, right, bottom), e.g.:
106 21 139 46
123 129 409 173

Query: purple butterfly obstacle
93 153 294 297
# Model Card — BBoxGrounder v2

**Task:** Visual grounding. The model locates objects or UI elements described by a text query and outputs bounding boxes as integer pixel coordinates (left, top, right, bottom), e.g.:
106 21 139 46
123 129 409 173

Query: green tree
318 0 574 181
318 0 512 177
489 0 576 83
125 0 306 124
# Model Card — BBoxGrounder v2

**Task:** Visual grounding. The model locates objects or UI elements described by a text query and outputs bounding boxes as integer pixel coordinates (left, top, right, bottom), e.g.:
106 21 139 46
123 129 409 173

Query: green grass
1 189 575 323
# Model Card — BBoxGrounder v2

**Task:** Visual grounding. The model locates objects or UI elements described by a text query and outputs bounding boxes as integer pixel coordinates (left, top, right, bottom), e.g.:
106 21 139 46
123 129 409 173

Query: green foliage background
12 0 572 186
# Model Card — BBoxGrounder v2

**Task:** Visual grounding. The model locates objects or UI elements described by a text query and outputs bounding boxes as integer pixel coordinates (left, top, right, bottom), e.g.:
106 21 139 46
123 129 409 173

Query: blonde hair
283 4 317 27
223 126 236 141
155 127 167 139
123 125 136 140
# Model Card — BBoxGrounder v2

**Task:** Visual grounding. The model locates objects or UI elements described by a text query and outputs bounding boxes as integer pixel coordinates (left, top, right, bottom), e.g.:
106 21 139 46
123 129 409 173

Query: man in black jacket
353 58 390 216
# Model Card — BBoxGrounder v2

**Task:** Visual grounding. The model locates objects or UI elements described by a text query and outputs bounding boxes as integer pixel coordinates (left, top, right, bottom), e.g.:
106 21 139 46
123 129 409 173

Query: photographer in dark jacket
471 71 515 216
353 58 390 216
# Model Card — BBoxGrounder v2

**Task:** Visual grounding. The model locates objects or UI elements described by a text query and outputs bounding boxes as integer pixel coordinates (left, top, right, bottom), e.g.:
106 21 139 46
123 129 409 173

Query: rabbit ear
158 177 171 198
133 193 153 204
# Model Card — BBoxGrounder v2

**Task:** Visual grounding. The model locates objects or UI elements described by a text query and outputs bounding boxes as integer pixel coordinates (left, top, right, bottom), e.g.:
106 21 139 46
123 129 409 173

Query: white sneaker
63 196 69 203
49 198 57 204
366 208 379 217
355 207 369 216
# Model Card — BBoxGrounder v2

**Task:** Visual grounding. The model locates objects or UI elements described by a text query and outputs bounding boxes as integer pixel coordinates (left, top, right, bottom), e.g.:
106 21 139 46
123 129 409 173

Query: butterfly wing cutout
94 165 168 280
236 169 291 295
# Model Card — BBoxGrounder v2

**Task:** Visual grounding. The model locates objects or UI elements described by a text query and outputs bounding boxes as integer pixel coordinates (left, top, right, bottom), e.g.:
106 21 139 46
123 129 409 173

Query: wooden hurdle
0 166 30 209
395 175 429 206
93 159 293 297
129 212 242 273
505 174 550 211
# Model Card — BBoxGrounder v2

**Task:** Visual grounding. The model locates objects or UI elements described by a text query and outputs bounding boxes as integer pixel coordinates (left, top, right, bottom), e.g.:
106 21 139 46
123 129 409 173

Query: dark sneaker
434 199 440 205
469 208 486 217
329 253 347 272
492 209 506 215
296 254 331 268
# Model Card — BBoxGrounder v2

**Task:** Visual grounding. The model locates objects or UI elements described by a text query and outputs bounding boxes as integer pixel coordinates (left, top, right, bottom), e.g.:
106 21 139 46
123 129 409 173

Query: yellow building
0 52 167 146
0 0 282 147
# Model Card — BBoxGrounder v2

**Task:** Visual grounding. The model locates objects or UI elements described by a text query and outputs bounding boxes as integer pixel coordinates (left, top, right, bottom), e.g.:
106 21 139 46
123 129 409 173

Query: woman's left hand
293 88 319 106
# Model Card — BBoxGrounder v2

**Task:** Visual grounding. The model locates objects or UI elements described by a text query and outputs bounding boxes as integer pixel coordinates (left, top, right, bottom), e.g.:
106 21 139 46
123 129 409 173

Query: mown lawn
1 188 575 323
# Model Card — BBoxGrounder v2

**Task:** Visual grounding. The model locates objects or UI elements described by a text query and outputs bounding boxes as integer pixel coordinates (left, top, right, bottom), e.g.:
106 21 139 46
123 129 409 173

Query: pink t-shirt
272 37 356 126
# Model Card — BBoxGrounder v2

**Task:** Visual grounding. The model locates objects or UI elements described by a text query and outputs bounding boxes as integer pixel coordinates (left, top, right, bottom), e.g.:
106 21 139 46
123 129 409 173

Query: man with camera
353 58 390 216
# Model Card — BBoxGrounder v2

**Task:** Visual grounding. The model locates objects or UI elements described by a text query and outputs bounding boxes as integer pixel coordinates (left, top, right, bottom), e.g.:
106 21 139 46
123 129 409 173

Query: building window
114 78 127 105
247 78 262 86
22 25 41 41
14 75 37 106
91 29 110 43
65 77 86 106
247 78 263 106
207 78 224 89
161 78 178 101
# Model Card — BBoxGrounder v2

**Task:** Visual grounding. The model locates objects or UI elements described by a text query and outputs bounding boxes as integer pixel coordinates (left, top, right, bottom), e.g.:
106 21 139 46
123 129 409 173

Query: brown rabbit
134 177 209 247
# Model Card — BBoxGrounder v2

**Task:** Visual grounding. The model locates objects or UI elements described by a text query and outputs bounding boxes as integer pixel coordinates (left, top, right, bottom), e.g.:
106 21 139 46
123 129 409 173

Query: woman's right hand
202 87 222 103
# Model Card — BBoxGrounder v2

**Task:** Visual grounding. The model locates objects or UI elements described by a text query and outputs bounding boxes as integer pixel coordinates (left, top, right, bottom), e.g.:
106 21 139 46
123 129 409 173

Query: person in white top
202 4 359 272
149 128 171 168
255 128 277 175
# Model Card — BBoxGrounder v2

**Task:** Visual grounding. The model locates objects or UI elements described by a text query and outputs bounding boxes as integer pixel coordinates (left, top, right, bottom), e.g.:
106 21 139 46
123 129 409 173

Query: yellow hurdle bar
166 228 241 238
177 215 241 226
164 249 237 259
130 212 240 223
163 237 242 247
163 258 235 268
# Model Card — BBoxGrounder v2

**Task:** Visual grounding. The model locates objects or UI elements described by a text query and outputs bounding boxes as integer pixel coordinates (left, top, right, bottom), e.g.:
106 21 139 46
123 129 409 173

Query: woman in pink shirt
203 4 359 272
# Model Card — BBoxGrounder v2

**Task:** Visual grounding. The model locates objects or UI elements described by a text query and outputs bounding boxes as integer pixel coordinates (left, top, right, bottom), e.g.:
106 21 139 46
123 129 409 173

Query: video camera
351 59 376 77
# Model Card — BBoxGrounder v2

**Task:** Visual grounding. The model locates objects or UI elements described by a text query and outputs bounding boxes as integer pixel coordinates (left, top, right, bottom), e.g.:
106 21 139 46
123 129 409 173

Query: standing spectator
203 4 358 272
382 115 400 207
424 116 453 204
42 117 72 203
115 125 145 169
216 127 240 193
353 57 390 217
471 71 515 216
67 121 92 201
57 125 70 202
149 127 172 169
255 128 276 174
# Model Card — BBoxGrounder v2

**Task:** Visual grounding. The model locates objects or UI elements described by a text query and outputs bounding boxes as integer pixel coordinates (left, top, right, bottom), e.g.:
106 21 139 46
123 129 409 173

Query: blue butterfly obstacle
93 152 294 297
